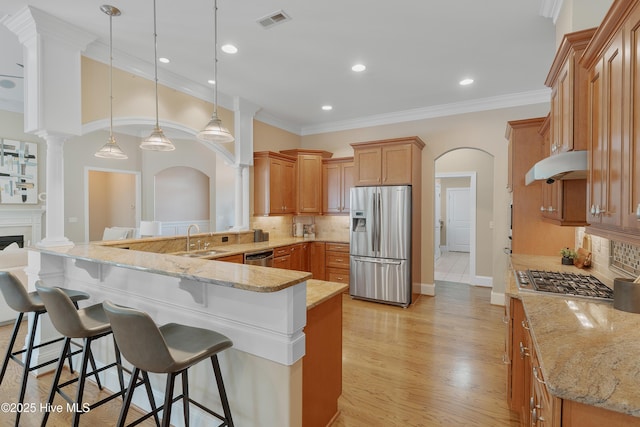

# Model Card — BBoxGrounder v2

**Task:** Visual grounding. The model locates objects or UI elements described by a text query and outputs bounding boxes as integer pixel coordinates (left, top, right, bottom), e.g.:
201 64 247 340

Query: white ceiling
0 0 556 135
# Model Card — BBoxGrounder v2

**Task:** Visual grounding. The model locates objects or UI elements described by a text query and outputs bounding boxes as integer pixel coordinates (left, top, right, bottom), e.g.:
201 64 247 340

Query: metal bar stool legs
103 301 235 427
0 272 90 427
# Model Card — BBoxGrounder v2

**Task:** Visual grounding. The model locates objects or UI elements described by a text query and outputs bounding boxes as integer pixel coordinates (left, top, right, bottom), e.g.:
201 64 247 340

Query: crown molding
539 0 564 24
300 89 551 136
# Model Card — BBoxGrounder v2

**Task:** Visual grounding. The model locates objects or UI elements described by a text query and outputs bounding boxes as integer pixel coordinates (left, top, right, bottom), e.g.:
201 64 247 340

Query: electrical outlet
222 236 229 242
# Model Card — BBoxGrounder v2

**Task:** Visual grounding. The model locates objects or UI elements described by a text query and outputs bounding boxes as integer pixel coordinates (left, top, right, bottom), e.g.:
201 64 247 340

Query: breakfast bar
24 242 344 427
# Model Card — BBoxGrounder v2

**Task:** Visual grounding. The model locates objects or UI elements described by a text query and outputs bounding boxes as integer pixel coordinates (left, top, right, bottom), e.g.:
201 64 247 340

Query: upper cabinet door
381 144 412 185
354 147 382 186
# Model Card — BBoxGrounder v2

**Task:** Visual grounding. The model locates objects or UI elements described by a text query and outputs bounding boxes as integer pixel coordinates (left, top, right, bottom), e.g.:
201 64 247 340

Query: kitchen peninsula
27 232 347 427
506 255 640 426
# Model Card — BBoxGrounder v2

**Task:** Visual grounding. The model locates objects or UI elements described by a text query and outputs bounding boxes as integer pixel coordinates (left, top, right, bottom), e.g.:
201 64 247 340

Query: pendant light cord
153 0 160 128
213 0 219 116
109 13 114 139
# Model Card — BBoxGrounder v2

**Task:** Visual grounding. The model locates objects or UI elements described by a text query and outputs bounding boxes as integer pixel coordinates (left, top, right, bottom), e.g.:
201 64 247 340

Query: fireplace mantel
0 207 45 246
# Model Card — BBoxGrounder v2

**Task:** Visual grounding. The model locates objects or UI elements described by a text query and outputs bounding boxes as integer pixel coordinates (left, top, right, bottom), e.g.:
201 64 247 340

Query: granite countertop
37 244 311 293
166 237 349 260
508 254 640 417
306 279 348 310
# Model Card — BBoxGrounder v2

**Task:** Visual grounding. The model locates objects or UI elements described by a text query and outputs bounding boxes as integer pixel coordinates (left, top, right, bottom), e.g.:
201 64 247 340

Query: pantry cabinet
322 157 354 214
280 149 333 215
253 152 296 216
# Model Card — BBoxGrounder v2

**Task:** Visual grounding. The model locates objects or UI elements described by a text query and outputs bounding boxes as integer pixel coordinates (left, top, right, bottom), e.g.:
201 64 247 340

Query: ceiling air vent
257 10 291 29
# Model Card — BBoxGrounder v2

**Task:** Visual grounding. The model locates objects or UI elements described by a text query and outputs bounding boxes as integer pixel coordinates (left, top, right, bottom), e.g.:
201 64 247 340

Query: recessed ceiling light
159 57 170 64
221 44 238 54
459 78 474 86
208 79 216 85
322 105 333 111
352 64 366 72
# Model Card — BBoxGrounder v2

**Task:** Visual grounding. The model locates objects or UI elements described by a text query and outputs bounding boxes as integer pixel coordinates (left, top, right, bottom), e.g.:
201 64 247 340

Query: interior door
447 187 470 252
434 182 442 260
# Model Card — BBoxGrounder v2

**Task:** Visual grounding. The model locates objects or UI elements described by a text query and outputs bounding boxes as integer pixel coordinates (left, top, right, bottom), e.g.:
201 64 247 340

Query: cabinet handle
521 319 530 330
540 206 545 212
336 258 343 262
533 366 546 385
519 342 529 359
532 406 545 425
546 206 556 212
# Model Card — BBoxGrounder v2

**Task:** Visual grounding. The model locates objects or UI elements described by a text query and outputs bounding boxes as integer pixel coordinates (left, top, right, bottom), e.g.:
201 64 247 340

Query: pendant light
140 0 175 151
95 5 128 159
197 0 235 144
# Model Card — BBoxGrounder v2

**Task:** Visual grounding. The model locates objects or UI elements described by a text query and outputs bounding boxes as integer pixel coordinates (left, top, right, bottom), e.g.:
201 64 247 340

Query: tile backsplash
575 228 637 284
249 215 349 241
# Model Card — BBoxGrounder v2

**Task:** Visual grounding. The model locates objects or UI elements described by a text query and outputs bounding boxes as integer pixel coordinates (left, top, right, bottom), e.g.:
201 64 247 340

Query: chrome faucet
186 224 200 252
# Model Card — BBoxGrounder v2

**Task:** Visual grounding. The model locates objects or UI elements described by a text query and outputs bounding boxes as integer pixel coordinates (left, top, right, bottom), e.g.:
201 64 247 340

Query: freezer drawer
350 256 410 307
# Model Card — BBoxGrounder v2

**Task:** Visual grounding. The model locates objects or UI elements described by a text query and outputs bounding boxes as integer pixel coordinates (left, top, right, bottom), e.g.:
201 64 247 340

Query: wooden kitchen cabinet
583 27 624 232
290 243 309 272
216 254 244 264
322 157 354 214
280 149 333 215
273 245 292 269
506 119 575 255
309 242 326 280
325 242 350 286
538 116 588 226
545 28 595 155
351 137 425 186
254 151 296 216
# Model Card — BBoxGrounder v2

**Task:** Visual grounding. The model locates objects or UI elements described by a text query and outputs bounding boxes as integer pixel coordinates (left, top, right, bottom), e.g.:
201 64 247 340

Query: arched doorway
434 148 494 287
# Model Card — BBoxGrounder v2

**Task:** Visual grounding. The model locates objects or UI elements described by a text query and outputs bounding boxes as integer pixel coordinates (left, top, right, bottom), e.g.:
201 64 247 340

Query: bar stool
0 272 90 427
103 300 235 427
36 282 130 427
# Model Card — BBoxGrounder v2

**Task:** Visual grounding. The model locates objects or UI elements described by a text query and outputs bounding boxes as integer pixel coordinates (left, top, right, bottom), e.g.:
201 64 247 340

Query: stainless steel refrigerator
350 185 411 307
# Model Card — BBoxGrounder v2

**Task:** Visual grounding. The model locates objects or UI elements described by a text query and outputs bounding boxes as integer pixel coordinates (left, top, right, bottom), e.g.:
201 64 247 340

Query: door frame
84 167 142 243
435 171 477 283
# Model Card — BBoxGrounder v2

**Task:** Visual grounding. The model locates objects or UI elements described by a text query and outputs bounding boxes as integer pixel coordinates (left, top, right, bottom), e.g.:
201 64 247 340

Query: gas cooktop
515 269 613 300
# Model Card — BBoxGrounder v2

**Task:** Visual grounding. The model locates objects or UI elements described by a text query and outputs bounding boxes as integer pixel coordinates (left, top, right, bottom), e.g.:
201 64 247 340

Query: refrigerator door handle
352 257 402 266
371 193 377 252
377 191 382 253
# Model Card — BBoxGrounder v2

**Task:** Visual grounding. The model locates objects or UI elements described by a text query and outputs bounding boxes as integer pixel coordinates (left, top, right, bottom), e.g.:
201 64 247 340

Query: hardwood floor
333 281 520 427
0 281 518 426
0 324 156 427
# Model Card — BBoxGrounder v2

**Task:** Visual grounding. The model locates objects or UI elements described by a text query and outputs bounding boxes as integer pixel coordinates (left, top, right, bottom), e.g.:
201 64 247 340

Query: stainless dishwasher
243 249 274 267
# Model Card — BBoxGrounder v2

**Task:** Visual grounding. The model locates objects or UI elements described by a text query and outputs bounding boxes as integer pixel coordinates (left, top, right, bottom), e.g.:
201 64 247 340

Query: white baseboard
472 275 493 287
490 291 505 306
419 283 435 296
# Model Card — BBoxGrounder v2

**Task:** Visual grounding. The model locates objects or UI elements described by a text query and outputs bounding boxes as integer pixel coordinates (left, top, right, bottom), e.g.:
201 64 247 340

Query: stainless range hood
525 150 587 185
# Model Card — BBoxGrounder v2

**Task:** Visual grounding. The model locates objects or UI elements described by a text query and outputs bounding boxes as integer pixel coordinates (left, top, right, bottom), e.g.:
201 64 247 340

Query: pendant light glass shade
198 112 234 143
96 136 128 159
141 0 175 151
95 5 128 159
198 0 234 144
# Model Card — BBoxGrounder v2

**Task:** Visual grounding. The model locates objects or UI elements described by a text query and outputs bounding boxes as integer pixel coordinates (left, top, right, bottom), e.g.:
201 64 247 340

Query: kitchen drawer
326 251 349 269
326 242 349 253
274 246 291 258
217 254 244 264
273 255 291 270
326 268 349 285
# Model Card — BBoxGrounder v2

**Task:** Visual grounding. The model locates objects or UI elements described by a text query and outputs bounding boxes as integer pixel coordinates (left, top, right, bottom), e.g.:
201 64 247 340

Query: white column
35 132 72 247
230 96 260 231
2 7 95 246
